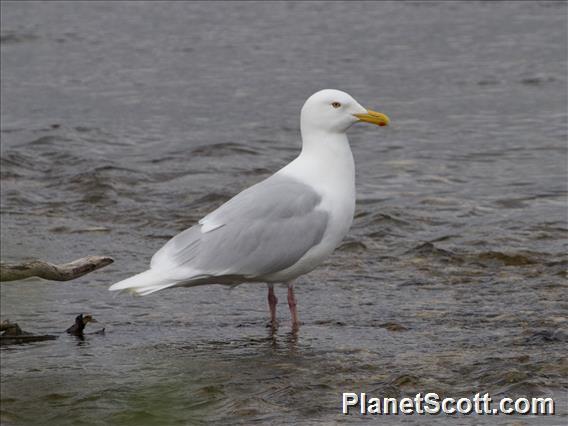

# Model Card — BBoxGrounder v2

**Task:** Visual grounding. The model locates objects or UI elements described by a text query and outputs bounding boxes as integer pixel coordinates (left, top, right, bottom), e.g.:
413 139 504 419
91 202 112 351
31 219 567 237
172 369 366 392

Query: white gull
109 89 390 331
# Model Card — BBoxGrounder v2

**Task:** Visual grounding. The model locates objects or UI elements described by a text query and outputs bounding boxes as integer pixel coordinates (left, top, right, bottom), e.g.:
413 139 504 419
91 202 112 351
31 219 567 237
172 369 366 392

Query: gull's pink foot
288 283 300 332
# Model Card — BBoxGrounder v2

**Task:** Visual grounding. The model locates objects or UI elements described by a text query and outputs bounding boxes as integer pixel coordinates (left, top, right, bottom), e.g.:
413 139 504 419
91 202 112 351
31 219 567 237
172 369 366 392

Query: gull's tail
109 269 179 296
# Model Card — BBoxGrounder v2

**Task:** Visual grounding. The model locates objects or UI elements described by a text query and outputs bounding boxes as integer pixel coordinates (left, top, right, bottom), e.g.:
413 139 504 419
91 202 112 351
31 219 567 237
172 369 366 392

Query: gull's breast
262 182 356 283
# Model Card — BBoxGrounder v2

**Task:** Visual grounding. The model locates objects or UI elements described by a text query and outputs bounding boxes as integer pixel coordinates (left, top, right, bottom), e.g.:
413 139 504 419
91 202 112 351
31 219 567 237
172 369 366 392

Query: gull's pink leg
267 284 278 329
287 283 300 332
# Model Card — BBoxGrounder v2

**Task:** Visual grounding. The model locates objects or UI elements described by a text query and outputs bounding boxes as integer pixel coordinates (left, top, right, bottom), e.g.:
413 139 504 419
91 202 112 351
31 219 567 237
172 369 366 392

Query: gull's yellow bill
354 109 390 127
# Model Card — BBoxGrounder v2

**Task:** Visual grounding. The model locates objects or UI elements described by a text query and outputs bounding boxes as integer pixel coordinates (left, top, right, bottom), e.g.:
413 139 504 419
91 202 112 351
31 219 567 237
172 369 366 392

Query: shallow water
1 1 567 424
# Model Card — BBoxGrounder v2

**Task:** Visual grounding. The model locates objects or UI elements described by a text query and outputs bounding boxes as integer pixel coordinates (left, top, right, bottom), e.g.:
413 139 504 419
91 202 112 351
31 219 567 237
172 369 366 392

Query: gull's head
301 89 390 134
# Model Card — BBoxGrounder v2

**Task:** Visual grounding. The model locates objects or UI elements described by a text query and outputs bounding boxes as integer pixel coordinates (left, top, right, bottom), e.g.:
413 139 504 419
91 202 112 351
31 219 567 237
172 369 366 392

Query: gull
109 89 389 331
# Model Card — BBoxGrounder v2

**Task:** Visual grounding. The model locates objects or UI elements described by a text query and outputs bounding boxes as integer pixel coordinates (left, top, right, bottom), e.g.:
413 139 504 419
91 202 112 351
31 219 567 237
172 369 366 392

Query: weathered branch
0 256 113 282
1 320 57 345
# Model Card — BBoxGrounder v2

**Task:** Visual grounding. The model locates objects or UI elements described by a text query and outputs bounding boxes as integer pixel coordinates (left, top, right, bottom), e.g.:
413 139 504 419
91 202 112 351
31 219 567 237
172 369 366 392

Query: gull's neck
280 127 356 196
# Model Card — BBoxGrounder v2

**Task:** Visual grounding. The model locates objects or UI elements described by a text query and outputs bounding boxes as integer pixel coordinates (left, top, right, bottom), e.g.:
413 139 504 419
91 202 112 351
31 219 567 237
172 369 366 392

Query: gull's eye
331 102 341 109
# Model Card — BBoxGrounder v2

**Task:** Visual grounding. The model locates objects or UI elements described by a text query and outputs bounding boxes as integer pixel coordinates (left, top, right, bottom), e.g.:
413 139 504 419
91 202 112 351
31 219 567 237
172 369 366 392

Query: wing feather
150 175 328 280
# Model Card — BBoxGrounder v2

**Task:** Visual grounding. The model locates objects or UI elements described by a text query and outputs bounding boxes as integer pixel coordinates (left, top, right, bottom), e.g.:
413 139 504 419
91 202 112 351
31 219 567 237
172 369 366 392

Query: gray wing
150 174 329 279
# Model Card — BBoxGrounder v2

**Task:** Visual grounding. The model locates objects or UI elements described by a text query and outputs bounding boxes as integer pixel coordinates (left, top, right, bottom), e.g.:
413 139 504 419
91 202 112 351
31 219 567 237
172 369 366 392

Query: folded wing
149 174 329 282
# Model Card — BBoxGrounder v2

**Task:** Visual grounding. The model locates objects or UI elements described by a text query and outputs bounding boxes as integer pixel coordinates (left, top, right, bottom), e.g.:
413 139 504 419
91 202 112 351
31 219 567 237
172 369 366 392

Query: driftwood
0 256 113 282
0 320 57 345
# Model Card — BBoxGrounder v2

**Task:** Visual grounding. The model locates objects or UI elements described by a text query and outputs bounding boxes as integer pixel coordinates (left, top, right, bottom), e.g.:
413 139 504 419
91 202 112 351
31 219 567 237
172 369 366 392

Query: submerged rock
379 322 409 332
473 251 537 266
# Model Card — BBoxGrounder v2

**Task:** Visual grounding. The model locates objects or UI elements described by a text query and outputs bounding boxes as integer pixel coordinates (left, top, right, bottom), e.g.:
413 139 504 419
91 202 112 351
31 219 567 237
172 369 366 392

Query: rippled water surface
1 1 567 424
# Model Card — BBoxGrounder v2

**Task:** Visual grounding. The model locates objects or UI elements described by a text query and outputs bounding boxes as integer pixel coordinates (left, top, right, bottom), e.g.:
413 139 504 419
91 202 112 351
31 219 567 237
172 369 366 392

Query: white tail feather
109 269 179 295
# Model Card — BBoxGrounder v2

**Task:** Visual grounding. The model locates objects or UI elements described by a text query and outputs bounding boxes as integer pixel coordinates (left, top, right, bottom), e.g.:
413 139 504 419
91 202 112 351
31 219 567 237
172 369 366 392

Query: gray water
1 1 567 425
